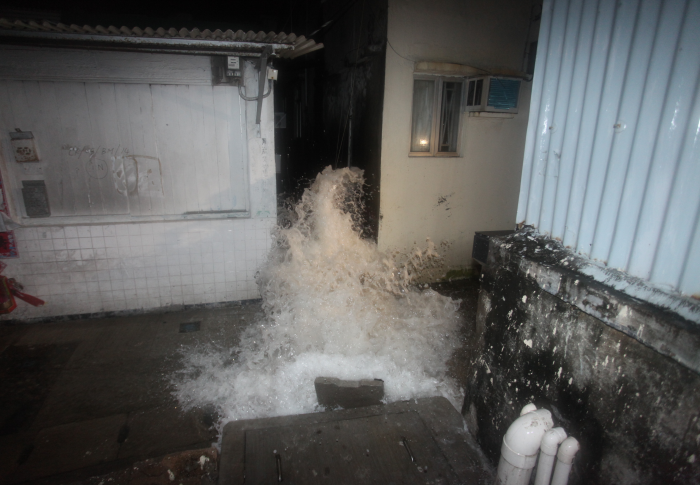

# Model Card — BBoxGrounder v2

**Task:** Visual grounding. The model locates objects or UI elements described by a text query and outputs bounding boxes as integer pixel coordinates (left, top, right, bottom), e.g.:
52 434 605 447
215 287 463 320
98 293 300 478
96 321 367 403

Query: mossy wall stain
465 241 700 484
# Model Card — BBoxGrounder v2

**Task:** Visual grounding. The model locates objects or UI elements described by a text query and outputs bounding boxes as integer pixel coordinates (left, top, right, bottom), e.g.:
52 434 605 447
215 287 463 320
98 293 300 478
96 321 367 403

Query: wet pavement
0 278 481 484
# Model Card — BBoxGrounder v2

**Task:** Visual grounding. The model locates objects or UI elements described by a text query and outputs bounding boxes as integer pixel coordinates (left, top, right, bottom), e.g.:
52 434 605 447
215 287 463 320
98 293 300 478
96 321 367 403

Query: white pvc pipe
496 404 554 485
533 427 567 485
520 403 538 415
550 436 580 485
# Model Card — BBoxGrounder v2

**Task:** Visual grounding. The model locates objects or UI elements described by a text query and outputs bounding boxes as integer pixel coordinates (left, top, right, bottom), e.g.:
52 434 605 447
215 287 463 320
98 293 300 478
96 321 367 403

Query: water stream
173 167 464 428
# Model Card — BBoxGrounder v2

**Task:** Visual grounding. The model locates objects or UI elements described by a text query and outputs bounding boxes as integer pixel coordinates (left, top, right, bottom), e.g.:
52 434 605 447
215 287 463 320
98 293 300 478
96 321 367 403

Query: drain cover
219 397 492 485
179 322 201 333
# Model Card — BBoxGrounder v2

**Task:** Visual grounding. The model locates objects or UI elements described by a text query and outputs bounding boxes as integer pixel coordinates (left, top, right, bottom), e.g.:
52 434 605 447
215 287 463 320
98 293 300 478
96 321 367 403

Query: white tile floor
1 218 274 319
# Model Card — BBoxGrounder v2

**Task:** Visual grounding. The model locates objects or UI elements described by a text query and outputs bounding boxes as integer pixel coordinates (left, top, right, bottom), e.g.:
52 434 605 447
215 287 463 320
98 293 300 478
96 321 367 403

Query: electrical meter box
227 56 240 69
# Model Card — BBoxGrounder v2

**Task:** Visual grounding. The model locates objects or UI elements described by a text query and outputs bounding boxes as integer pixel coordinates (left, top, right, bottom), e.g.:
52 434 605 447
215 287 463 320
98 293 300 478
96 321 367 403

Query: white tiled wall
1 218 274 320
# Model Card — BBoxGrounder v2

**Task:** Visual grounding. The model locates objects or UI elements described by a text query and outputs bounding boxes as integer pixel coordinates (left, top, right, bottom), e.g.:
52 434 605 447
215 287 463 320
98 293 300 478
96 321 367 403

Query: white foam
173 167 464 429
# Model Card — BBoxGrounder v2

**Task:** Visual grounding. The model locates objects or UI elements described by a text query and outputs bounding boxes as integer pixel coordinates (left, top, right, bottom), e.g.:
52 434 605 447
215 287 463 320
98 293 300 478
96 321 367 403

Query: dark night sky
0 0 320 37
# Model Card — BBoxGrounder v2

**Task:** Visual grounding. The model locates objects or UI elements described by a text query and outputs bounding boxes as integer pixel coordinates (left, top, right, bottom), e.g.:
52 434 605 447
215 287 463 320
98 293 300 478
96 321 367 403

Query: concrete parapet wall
465 231 700 484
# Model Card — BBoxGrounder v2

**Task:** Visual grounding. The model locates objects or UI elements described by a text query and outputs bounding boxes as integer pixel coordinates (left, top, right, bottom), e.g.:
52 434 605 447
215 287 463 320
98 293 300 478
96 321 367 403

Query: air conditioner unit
465 76 521 113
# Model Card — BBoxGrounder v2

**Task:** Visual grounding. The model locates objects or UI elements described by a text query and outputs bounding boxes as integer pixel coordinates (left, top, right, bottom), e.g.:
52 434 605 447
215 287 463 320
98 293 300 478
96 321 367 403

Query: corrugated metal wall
517 0 700 296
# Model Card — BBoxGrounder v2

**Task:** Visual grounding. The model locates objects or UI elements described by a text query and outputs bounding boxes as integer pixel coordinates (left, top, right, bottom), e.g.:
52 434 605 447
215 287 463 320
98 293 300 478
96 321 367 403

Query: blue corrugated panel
517 0 700 297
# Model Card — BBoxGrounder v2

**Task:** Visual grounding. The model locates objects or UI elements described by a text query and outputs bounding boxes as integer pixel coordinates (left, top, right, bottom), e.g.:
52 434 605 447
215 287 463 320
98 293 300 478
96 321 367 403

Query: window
465 76 521 113
410 76 464 156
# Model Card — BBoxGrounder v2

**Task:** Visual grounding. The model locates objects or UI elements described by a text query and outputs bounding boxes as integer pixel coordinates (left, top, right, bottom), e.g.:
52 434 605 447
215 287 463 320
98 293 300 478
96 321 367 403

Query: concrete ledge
489 231 700 374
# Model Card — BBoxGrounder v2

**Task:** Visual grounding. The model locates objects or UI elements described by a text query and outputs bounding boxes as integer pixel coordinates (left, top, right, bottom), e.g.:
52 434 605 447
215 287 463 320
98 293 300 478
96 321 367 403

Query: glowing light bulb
419 139 428 146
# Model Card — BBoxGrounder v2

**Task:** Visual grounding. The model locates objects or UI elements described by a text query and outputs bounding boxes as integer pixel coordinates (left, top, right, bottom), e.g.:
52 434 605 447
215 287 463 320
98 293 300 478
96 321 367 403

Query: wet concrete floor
0 278 481 484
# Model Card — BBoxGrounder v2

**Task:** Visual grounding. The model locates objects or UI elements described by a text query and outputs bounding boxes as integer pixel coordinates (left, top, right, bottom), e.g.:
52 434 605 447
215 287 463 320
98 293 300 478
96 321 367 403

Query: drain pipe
520 403 537 415
533 427 567 485
550 436 580 485
496 404 553 485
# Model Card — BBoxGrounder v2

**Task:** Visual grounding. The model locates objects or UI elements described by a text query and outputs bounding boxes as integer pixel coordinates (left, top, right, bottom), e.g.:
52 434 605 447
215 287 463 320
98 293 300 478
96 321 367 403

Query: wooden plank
151 84 188 215
2 81 45 219
38 82 78 216
140 87 165 216
149 84 178 215
175 84 202 213
0 81 24 216
72 83 107 216
212 86 234 211
17 81 73 217
0 47 213 85
112 83 135 215
123 83 161 216
197 85 224 211
228 86 248 211
187 85 215 211
52 82 99 216
83 83 130 215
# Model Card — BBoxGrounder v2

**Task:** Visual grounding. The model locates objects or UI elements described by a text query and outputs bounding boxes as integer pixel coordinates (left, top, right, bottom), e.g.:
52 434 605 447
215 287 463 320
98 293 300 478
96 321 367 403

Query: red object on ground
10 285 45 307
0 276 17 314
0 265 45 313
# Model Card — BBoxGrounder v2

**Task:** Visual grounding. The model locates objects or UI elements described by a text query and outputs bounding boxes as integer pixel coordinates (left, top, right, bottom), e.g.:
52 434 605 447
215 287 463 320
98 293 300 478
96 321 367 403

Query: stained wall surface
378 0 536 269
465 233 700 484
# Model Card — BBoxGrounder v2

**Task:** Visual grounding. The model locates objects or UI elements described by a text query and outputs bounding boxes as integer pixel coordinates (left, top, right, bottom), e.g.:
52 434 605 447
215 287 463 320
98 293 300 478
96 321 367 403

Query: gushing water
173 167 463 427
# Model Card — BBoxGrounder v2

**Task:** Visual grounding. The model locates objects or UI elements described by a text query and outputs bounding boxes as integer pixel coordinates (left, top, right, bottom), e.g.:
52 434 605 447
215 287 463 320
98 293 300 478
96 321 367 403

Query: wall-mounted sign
10 130 40 162
10 130 40 163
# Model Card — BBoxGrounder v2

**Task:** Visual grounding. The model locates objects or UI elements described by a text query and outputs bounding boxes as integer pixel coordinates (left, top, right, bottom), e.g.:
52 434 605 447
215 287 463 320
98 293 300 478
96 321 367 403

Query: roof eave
0 29 293 56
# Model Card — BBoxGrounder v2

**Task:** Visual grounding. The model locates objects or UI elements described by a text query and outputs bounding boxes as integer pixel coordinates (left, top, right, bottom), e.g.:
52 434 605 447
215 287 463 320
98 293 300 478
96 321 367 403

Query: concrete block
314 377 384 409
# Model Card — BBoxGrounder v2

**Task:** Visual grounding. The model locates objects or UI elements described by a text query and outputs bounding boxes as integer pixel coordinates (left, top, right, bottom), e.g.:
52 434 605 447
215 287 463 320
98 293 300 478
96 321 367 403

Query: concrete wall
378 0 536 269
465 232 700 484
0 54 276 320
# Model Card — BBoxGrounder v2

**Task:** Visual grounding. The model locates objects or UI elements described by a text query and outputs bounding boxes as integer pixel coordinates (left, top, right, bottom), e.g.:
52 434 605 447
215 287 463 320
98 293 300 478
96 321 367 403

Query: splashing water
173 167 464 428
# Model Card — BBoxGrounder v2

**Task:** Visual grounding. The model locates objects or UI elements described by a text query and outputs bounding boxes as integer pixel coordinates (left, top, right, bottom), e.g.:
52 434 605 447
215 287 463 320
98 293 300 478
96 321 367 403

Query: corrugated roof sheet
0 18 322 57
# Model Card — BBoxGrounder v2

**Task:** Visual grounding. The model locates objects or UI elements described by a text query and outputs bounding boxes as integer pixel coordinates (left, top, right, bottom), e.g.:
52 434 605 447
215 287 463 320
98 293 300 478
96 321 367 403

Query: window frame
408 75 465 158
